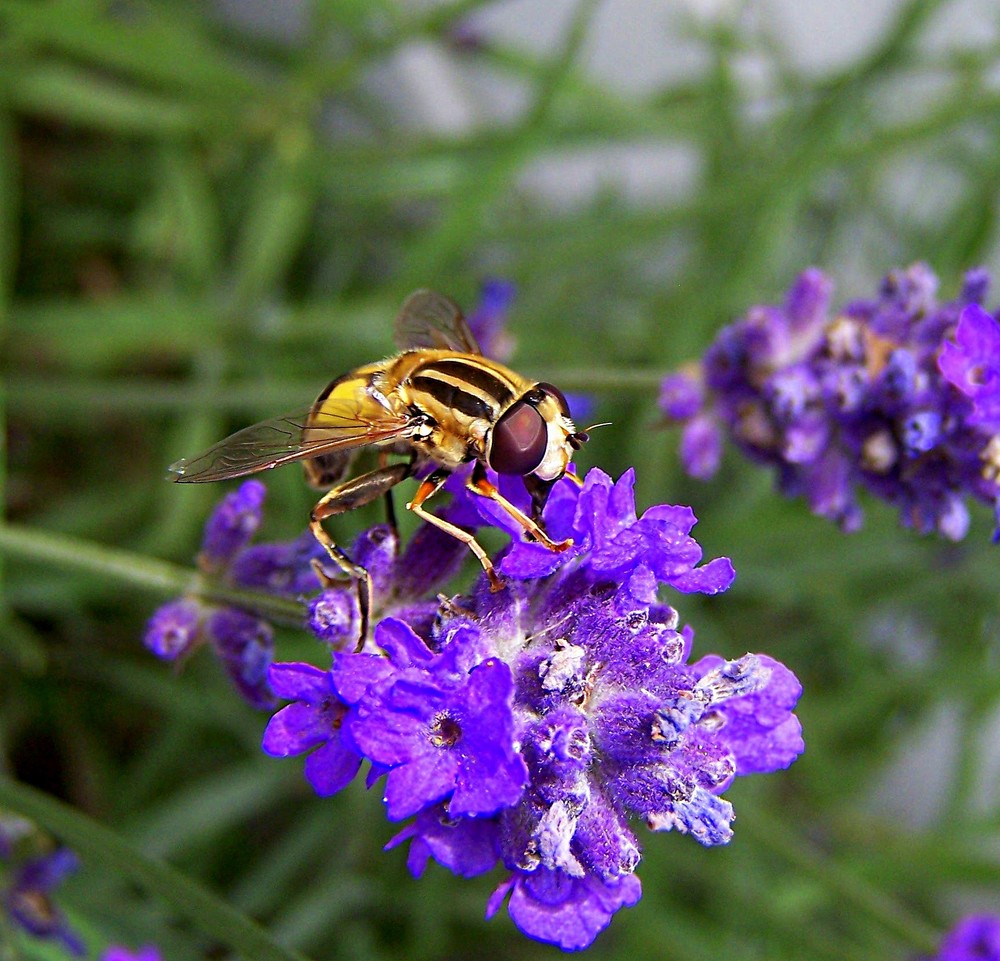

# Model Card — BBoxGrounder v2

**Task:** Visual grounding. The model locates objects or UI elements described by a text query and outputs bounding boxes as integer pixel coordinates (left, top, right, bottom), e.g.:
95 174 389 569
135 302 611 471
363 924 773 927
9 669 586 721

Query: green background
1 1 999 958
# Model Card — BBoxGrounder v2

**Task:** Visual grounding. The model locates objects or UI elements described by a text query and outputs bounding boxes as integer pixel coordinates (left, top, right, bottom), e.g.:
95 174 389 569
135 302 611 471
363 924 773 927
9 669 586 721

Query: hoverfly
169 290 590 640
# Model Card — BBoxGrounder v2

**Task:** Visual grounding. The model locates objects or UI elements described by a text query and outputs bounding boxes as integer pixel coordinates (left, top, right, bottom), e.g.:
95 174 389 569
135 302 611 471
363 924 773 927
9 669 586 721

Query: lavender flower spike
263 466 803 950
3 847 86 956
102 947 162 961
662 263 1000 540
930 914 1000 961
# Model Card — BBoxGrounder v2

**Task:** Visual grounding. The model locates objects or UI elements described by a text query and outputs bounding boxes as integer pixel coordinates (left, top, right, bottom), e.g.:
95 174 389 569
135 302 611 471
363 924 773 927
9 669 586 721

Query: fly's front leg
523 473 557 526
310 462 411 648
406 470 504 592
469 462 573 552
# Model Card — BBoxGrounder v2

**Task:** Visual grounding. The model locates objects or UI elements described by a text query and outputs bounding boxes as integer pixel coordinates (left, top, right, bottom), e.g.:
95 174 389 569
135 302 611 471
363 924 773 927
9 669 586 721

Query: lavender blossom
939 304 1000 430
198 480 265 572
143 480 284 708
264 467 803 950
262 662 361 795
466 278 517 361
2 846 85 956
662 264 1000 540
930 915 1000 961
149 470 481 706
102 948 162 961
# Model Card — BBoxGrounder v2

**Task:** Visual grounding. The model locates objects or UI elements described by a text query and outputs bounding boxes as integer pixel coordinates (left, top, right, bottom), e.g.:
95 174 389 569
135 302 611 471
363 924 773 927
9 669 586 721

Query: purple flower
486 868 642 951
258 467 802 950
659 370 703 420
3 847 85 956
198 479 265 572
663 264 1000 540
102 948 162 961
143 598 201 660
932 915 1000 961
690 653 804 774
149 481 469 706
262 662 361 795
386 805 500 878
300 520 473 649
206 608 275 709
230 531 325 596
340 619 529 820
145 481 290 707
939 303 1000 430
488 468 735 601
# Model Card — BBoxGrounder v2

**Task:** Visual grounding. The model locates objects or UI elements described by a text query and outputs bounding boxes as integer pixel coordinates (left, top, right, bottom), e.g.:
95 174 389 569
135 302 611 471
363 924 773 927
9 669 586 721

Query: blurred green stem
739 805 941 953
0 523 306 625
6 367 666 414
0 776 311 961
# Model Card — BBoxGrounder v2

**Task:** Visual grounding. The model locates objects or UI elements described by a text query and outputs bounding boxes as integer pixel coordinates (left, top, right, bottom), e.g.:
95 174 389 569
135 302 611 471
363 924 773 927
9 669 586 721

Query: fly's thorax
395 350 531 469
401 351 529 420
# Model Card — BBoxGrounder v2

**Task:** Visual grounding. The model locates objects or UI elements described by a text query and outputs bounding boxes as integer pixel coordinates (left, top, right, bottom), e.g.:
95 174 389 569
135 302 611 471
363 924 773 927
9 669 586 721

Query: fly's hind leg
406 470 505 592
377 451 401 534
310 462 411 648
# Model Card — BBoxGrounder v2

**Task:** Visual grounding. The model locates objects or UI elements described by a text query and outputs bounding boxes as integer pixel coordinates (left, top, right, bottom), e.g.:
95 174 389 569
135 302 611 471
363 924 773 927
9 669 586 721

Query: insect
169 290 590 641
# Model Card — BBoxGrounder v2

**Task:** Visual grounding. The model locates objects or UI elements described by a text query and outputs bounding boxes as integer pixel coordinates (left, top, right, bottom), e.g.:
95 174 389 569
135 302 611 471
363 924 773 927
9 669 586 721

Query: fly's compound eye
488 401 548 475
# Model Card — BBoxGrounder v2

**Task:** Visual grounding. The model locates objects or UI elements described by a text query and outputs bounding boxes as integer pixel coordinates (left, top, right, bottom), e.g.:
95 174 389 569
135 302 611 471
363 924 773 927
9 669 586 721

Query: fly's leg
522 473 557 525
377 451 401 535
310 462 411 649
406 470 504 592
469 462 573 552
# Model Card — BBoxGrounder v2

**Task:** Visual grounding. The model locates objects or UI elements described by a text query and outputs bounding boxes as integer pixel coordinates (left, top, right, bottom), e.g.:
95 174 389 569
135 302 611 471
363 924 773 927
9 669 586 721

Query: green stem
6 368 667 415
738 804 941 953
0 776 312 961
0 523 306 625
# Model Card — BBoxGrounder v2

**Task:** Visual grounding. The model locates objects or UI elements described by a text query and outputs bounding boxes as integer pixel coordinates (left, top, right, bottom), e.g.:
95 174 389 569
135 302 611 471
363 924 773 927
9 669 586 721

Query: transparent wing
393 289 481 354
168 400 415 483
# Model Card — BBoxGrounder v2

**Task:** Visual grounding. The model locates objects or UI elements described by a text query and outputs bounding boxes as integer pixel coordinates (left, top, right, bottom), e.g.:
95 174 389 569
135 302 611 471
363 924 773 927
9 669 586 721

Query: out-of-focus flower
661 264 1000 540
939 303 1000 430
143 481 282 708
930 914 1000 961
101 947 162 961
466 278 517 361
2 845 85 956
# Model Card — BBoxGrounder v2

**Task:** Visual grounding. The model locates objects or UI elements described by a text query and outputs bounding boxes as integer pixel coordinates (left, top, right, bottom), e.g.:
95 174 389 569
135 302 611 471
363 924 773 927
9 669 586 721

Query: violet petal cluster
661 264 1000 540
939 303 1000 430
143 481 295 708
102 947 162 961
466 278 517 361
263 467 803 950
1 842 85 956
930 915 1000 961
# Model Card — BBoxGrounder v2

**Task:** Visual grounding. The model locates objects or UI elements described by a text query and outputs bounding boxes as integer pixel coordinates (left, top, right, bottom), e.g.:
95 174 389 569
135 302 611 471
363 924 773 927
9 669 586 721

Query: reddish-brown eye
488 401 548 475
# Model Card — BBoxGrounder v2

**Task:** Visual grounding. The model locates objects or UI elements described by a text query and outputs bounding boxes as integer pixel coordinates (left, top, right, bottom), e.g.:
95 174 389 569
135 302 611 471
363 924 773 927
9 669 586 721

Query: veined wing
168 400 415 483
393 289 482 354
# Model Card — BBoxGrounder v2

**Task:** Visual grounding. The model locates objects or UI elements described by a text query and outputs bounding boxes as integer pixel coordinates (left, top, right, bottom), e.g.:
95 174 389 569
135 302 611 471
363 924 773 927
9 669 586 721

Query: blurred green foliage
1 0 999 958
